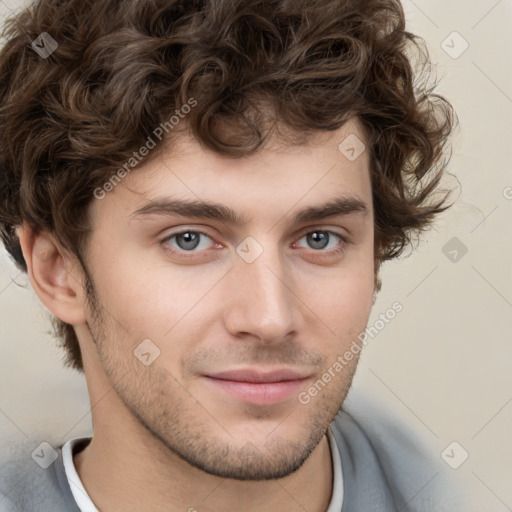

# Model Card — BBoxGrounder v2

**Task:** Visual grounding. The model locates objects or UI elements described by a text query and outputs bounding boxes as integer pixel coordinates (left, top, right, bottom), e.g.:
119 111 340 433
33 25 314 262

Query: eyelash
160 228 350 261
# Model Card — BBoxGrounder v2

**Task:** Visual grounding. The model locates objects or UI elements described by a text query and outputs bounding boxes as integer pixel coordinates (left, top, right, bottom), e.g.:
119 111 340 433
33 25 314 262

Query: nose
222 243 303 344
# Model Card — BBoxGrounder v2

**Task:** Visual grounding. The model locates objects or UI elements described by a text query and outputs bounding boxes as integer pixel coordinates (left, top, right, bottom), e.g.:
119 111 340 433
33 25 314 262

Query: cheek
86 249 168 337
91 251 223 343
305 261 374 318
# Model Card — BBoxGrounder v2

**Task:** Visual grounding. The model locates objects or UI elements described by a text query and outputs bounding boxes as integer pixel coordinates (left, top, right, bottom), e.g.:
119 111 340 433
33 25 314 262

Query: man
0 0 466 510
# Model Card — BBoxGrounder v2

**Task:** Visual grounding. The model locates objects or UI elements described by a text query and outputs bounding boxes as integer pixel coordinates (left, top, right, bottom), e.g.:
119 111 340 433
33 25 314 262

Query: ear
16 223 88 325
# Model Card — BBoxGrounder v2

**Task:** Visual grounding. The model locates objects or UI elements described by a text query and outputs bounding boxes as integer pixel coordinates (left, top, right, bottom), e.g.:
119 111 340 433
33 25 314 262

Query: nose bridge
224 239 299 342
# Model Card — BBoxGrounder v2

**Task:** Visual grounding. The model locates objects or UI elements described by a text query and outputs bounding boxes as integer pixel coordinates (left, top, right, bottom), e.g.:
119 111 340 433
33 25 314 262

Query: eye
294 230 347 257
161 229 217 256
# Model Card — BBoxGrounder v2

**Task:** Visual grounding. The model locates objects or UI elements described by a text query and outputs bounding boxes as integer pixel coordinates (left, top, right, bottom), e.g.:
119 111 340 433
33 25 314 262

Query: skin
18 117 376 512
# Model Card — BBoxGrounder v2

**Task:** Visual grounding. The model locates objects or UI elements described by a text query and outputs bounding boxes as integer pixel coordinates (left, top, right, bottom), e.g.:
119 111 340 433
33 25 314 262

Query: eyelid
161 225 349 243
294 225 352 243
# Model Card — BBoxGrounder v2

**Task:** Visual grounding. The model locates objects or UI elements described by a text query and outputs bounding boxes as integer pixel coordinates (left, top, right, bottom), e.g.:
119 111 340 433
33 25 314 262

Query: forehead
90 117 372 227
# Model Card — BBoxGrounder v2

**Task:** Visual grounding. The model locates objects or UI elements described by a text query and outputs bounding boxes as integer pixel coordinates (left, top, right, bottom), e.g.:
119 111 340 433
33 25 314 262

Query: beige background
0 0 511 509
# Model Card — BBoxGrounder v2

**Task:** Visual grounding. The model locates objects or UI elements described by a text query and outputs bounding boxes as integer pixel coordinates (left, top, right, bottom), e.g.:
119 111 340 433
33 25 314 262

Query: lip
202 368 311 405
206 368 310 383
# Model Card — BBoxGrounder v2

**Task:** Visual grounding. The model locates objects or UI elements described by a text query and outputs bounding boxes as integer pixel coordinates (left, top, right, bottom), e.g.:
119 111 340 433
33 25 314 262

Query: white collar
61 437 99 512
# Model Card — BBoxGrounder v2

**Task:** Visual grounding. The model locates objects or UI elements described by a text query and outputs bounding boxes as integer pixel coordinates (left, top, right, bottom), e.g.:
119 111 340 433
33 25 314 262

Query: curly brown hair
0 0 457 372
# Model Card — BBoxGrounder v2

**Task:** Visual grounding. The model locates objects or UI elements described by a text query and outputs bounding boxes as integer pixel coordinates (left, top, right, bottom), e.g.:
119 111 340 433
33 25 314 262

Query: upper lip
204 368 311 383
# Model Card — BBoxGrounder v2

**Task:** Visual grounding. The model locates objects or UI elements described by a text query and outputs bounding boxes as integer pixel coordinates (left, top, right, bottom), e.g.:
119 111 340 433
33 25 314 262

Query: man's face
81 118 375 480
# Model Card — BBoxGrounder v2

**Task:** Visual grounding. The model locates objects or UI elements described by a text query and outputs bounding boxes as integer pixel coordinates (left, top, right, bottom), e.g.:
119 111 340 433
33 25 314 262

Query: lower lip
203 376 309 405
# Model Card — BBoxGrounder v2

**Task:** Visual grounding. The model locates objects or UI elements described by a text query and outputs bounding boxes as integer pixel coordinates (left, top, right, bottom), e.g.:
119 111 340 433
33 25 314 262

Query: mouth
201 368 312 406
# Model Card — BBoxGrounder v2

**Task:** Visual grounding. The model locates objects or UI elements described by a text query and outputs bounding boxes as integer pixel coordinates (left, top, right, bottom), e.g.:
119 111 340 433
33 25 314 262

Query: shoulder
330 390 471 512
0 437 79 512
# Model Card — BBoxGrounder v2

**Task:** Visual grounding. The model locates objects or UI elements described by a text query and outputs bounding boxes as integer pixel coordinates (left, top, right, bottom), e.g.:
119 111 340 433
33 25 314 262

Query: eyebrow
129 195 369 226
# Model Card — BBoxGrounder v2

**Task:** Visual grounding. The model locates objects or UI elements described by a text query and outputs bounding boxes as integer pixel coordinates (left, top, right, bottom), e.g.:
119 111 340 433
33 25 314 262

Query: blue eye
296 231 343 252
162 230 214 253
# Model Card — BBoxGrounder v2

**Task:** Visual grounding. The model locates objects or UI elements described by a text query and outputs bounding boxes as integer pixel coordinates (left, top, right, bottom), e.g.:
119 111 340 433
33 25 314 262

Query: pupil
309 232 328 249
178 232 200 250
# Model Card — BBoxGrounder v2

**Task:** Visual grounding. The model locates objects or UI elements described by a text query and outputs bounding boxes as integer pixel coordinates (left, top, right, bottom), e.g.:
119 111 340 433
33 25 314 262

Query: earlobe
16 224 88 326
